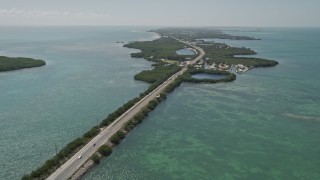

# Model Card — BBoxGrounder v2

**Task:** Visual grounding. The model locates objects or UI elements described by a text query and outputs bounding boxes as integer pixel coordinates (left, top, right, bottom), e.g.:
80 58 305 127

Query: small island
194 40 278 73
124 27 278 84
124 37 196 61
151 27 261 41
0 56 46 72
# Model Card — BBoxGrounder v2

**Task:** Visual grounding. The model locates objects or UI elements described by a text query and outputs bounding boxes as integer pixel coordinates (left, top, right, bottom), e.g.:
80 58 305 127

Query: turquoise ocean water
84 28 320 180
0 26 158 179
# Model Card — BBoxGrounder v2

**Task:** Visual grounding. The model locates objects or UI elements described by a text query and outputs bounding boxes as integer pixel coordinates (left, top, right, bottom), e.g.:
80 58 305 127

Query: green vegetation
132 61 181 100
98 145 112 156
134 63 181 84
124 93 167 132
200 43 278 67
110 134 120 144
21 175 32 180
110 130 126 145
23 32 186 180
91 153 100 164
127 27 277 70
124 107 152 131
149 27 278 68
99 97 141 127
124 37 195 61
126 38 184 98
25 92 150 179
115 131 126 139
83 126 100 139
152 28 260 41
147 100 158 110
91 145 112 165
0 56 45 72
22 97 142 179
23 136 88 179
164 77 183 94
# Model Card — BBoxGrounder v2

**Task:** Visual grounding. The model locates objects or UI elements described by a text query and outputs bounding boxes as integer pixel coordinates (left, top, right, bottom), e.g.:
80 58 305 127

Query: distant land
127 27 278 73
0 56 45 72
151 27 261 41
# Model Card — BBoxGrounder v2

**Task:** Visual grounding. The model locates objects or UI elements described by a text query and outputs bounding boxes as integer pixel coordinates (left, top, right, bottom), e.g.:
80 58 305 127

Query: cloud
0 8 111 18
0 8 132 25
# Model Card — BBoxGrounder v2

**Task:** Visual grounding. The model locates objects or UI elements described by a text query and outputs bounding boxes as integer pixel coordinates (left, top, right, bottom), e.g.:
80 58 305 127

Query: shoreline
24 28 277 180
68 39 238 180
0 56 46 72
43 35 207 180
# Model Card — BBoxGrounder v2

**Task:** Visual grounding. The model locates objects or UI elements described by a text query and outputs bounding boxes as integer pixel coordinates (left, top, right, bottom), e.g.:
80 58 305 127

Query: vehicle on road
78 155 82 159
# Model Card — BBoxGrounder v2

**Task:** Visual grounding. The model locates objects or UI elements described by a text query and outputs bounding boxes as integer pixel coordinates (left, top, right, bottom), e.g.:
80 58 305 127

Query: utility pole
54 143 58 155
96 118 99 127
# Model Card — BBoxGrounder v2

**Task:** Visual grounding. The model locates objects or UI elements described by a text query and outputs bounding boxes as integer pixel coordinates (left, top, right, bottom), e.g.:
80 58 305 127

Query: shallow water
0 26 158 179
176 48 195 55
84 28 320 180
192 73 227 80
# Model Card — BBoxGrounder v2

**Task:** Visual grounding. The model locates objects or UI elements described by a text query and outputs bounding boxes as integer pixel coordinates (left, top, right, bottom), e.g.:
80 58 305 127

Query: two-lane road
47 37 205 180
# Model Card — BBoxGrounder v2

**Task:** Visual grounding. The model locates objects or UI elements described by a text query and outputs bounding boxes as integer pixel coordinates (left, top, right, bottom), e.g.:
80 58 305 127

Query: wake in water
282 113 320 122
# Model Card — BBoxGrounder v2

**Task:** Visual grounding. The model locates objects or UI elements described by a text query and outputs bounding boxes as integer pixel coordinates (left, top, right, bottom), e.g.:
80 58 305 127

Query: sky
0 0 319 27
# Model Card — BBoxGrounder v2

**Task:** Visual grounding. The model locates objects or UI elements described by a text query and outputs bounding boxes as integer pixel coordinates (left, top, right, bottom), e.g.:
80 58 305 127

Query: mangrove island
0 56 45 72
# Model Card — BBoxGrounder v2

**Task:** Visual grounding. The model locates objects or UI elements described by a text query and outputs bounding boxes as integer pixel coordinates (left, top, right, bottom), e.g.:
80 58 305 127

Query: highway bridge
47 37 206 180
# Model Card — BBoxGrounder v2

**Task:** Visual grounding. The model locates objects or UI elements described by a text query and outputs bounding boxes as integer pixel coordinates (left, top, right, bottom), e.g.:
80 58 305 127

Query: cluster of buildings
204 62 252 73
165 57 252 73
190 59 252 73
157 41 252 73
235 64 251 73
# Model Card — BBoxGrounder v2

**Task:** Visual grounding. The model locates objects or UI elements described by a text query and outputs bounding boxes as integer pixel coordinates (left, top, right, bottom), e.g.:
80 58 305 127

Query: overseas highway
47 37 205 180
